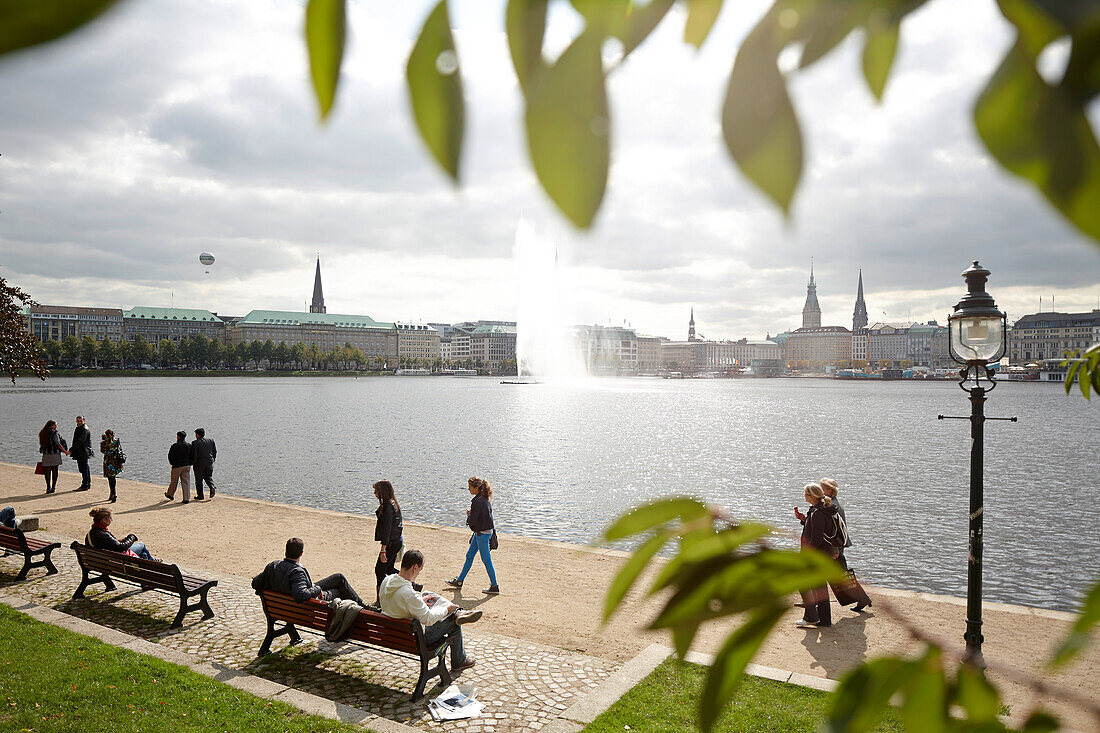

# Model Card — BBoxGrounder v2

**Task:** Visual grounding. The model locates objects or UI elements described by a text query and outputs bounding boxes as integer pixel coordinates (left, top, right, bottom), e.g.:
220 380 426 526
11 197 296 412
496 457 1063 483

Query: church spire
688 306 697 341
852 268 868 331
801 261 821 329
309 257 326 314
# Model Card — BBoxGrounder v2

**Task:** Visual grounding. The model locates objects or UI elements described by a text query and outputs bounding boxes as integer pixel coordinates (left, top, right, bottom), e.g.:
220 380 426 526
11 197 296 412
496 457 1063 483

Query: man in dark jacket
252 537 364 605
190 427 217 500
70 415 93 491
165 431 192 503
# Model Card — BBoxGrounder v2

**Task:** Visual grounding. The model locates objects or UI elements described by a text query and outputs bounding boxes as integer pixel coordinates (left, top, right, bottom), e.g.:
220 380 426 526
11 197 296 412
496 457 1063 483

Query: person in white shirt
379 549 481 673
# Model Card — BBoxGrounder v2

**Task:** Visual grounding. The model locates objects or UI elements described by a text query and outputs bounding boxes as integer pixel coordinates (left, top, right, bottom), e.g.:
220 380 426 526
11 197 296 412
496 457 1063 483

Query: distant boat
440 368 478 376
395 368 431 376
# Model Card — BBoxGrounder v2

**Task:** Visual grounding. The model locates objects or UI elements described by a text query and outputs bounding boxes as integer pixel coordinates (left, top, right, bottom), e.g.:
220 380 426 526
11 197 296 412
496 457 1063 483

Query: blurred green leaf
505 0 547 95
569 0 672 58
955 663 1000 722
1051 576 1100 666
799 6 857 68
827 656 923 732
699 604 786 732
684 0 724 49
0 0 122 57
603 530 671 623
525 28 609 228
650 523 771 590
619 0 674 56
604 497 708 541
670 620 700 658
862 19 899 100
900 649 946 732
406 0 465 180
975 27 1100 242
722 17 803 213
304 0 346 121
1063 359 1081 395
1021 711 1060 732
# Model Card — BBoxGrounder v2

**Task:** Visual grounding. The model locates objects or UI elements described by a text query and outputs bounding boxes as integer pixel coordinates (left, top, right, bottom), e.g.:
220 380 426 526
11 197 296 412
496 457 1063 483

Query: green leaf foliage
0 0 122 57
826 655 924 732
862 18 899 100
900 648 947 733
406 0 465 180
603 530 672 623
722 14 803 214
699 604 787 732
684 0 725 49
976 2 1100 242
506 0 548 95
649 522 771 590
1062 343 1100 400
304 0 345 121
604 497 708 541
1021 711 1060 732
954 663 1000 722
524 28 609 228
1051 576 1100 666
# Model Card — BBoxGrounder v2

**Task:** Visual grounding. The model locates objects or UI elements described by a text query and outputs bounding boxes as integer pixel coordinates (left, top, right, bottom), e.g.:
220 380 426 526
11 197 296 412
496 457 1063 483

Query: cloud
1 0 1097 343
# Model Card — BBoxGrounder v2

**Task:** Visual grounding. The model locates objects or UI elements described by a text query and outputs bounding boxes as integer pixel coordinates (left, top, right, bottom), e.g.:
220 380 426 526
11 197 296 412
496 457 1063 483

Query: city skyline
2 1 1099 342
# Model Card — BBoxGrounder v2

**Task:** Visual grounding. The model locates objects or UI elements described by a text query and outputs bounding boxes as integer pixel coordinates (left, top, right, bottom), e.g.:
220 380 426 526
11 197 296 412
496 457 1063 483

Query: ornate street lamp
940 261 1013 669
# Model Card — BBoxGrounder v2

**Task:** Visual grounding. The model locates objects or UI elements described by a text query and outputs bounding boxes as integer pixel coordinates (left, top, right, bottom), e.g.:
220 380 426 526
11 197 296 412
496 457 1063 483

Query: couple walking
795 478 872 628
164 428 218 503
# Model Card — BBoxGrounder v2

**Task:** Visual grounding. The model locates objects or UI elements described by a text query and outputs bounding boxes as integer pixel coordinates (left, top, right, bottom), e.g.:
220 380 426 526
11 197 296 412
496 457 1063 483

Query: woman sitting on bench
86 507 156 561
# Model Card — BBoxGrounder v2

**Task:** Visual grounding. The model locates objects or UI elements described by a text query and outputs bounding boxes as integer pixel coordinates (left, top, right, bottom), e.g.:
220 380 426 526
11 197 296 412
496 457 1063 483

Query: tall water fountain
513 220 588 381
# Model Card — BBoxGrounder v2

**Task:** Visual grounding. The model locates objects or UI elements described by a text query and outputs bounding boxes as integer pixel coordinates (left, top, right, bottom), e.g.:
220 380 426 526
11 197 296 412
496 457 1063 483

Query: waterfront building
396 323 441 364
852 269 868 331
468 324 517 369
230 310 397 362
309 258 326 314
576 325 638 372
865 322 915 364
862 321 950 367
636 335 663 372
659 340 701 372
851 327 868 364
124 306 226 344
905 322 945 367
784 326 852 369
24 304 124 343
802 264 822 329
1008 310 1100 364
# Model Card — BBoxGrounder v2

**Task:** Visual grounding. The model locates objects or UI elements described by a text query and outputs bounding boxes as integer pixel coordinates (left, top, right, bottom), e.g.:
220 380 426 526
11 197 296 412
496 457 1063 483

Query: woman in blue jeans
86 507 156 561
446 477 499 595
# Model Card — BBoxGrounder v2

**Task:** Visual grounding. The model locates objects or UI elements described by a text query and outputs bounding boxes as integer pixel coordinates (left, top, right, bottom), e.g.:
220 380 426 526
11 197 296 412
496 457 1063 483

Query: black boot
815 599 832 627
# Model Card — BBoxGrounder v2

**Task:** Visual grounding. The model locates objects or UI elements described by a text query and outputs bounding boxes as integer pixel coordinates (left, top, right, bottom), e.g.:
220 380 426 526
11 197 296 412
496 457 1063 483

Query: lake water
1 376 1095 611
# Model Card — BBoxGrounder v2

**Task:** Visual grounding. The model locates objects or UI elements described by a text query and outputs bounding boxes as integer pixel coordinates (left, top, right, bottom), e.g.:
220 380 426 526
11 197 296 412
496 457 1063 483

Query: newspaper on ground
428 683 482 721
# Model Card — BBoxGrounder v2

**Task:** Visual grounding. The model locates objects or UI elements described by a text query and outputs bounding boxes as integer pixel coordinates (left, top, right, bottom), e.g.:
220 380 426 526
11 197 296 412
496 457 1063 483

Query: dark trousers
193 461 216 496
43 466 59 491
76 458 91 488
423 615 467 667
317 573 364 607
106 475 117 499
374 540 402 600
800 586 832 626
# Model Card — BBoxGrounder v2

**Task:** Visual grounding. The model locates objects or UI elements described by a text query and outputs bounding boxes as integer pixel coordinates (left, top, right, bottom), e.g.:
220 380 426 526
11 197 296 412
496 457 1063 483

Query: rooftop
1013 311 1100 328
236 309 395 329
471 324 517 335
124 306 221 323
28 304 123 317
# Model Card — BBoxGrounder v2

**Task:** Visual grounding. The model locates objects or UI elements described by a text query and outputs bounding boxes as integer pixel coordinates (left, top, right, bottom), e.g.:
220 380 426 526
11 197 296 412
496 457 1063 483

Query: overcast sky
2 0 1098 340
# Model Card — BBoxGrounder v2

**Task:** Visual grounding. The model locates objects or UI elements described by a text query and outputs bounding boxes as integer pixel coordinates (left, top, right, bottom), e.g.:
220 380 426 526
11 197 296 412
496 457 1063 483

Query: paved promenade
1 462 1097 730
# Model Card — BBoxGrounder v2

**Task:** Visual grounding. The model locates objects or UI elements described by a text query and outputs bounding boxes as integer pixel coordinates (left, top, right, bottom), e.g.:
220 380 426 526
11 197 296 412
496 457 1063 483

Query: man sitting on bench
252 537 365 606
379 549 481 673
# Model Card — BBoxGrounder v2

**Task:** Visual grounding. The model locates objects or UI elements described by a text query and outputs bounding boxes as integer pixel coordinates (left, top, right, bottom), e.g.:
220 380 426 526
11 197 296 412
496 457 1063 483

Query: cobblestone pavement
0 535 617 731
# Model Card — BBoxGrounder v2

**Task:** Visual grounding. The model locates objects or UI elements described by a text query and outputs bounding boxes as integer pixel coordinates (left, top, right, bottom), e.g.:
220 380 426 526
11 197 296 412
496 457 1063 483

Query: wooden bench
0 525 60 580
69 542 217 628
256 590 453 701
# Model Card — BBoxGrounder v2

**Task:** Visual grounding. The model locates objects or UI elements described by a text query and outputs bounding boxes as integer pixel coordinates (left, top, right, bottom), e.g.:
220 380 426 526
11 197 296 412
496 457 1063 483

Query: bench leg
171 588 216 629
73 571 115 599
258 618 301 656
412 644 452 702
16 555 32 581
19 550 60 580
412 655 431 702
41 549 58 576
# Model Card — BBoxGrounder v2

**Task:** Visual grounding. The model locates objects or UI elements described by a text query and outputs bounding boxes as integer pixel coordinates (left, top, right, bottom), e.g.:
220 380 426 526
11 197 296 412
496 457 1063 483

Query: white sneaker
795 619 818 628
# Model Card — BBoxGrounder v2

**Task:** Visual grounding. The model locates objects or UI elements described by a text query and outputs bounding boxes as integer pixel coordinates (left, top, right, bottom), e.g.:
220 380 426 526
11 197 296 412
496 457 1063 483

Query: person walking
373 480 404 601
165 431 192 503
190 427 217 500
794 482 833 628
100 429 125 503
86 507 155 560
820 478 872 612
38 420 68 494
445 476 499 595
70 415 93 491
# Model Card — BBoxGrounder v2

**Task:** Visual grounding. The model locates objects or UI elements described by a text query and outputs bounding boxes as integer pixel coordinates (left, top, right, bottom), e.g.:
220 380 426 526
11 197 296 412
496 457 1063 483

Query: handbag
34 462 45 475
489 530 499 550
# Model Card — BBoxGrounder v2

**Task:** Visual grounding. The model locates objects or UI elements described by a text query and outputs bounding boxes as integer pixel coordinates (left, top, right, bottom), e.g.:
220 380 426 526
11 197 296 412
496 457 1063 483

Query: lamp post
939 261 1012 670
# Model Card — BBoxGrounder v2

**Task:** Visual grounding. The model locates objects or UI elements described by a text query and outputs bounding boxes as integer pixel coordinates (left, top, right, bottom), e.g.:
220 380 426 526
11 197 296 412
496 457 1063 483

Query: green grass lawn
582 658 903 733
0 603 363 732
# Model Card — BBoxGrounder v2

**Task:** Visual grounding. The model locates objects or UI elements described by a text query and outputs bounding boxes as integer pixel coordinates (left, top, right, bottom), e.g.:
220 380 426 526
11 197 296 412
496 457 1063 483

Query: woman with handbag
100 429 125 503
794 483 833 628
820 478 872 612
446 476 500 595
38 419 69 494
373 479 404 601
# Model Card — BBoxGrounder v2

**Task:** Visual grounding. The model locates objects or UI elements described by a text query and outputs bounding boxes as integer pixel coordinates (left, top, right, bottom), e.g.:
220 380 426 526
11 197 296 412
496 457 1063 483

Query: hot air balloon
198 252 215 274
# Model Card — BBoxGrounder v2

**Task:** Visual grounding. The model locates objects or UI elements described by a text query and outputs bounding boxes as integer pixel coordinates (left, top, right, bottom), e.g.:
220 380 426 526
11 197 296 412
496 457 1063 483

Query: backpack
824 510 851 548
